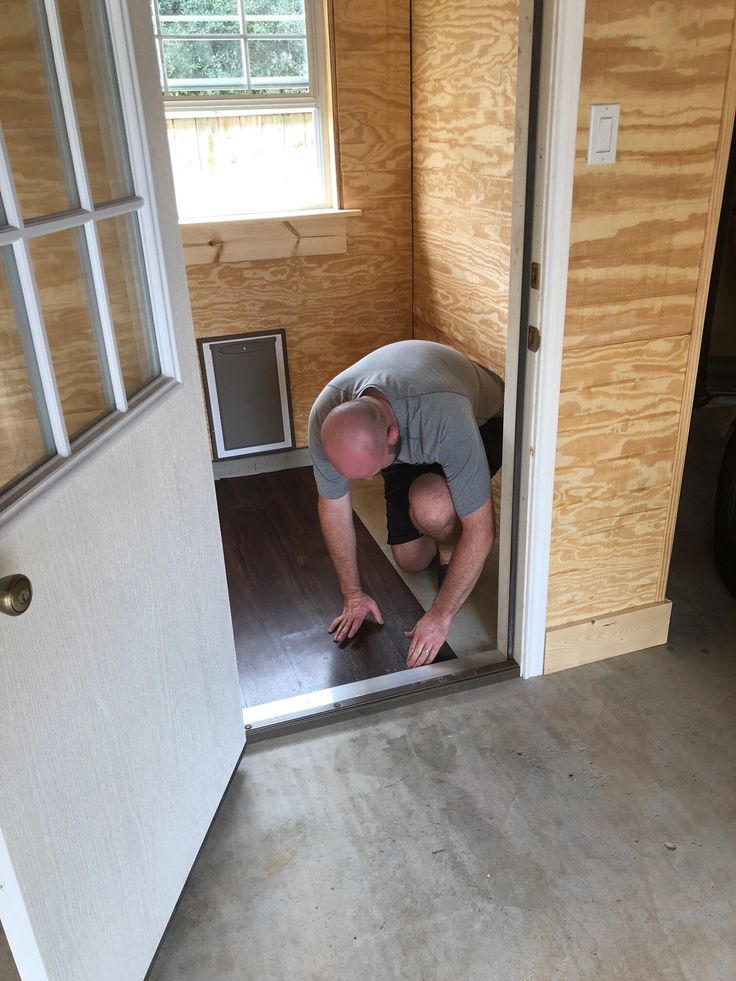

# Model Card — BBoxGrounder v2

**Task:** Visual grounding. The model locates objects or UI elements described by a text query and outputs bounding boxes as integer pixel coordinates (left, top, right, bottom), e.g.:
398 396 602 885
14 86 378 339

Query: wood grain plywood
332 53 411 174
552 453 674 530
186 0 413 448
549 338 690 625
553 334 689 478
564 1 734 353
188 248 411 447
546 0 736 639
412 0 518 381
547 509 667 629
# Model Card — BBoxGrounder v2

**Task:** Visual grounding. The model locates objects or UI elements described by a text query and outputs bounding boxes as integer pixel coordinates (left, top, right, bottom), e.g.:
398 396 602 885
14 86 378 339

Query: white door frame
506 0 586 678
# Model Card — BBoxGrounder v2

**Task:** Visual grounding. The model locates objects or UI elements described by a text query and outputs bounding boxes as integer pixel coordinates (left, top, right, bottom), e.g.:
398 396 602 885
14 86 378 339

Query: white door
0 0 244 978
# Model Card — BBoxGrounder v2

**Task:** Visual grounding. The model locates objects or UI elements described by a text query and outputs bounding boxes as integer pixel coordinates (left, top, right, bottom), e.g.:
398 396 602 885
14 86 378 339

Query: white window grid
155 0 335 213
0 0 180 522
153 5 310 95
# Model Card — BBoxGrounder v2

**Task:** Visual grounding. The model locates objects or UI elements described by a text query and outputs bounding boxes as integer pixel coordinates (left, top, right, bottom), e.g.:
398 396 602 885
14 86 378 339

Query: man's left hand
404 610 452 667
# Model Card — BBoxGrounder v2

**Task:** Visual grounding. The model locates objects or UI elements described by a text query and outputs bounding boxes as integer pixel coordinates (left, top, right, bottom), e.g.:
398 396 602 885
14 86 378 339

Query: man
308 339 504 668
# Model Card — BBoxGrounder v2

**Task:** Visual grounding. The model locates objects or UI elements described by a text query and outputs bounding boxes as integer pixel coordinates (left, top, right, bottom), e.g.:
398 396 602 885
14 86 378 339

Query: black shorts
380 414 503 546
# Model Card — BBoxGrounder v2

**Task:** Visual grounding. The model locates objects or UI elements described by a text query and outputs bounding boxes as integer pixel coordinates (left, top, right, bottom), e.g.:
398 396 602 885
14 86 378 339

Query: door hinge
527 324 541 352
530 261 541 289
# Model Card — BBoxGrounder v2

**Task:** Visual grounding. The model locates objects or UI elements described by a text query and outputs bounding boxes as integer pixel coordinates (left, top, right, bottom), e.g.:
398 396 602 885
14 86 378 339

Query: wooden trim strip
656 22 736 599
544 600 672 675
180 209 361 265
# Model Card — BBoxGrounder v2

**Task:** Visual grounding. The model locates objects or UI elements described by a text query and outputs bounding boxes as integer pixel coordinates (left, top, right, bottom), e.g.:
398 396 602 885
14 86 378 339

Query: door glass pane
0 0 79 219
0 248 54 493
97 214 160 397
29 229 113 439
57 0 134 205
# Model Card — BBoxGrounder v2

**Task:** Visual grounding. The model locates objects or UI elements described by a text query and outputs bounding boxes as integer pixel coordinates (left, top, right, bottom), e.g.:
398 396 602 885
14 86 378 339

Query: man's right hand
328 589 384 644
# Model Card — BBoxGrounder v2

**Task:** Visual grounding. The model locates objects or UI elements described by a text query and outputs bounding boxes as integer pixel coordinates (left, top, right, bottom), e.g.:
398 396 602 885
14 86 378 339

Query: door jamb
510 0 586 678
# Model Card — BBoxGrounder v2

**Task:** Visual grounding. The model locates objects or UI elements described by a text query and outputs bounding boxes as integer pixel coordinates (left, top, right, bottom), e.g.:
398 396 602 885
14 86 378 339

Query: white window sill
179 208 362 265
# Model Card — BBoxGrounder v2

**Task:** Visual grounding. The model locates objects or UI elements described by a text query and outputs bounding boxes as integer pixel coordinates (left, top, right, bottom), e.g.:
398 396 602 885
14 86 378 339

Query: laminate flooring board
215 467 454 707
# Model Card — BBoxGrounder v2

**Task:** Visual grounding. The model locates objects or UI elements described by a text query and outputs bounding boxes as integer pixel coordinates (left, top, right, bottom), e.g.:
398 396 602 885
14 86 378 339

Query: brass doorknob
0 575 33 616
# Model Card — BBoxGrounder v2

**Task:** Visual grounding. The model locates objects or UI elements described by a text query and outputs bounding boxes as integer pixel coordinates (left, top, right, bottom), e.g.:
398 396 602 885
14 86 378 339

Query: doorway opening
174 0 540 734
669 121 736 614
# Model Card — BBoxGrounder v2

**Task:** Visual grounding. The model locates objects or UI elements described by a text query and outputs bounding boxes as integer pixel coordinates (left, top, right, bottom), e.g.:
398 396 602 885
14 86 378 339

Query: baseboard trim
544 600 672 675
213 446 311 480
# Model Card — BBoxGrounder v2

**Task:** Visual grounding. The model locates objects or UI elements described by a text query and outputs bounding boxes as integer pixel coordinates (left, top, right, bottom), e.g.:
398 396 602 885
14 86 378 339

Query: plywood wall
411 0 518 379
546 1 736 632
186 0 412 447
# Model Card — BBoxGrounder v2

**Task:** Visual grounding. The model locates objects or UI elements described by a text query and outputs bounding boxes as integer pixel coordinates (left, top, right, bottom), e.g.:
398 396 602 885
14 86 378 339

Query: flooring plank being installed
215 467 455 707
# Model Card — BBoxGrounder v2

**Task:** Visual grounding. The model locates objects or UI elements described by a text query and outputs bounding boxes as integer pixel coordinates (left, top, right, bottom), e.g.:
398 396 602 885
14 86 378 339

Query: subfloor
351 477 500 654
143 411 736 980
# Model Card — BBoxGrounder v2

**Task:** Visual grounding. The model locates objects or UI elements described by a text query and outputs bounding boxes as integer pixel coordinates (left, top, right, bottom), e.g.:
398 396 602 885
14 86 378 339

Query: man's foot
437 562 450 590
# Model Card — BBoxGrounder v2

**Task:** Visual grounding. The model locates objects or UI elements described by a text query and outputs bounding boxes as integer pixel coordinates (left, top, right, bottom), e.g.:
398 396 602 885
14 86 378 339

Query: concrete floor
1 414 734 980
144 412 736 980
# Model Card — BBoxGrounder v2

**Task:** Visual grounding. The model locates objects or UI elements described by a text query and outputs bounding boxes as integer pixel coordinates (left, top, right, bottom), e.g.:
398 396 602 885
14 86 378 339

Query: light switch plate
587 104 620 165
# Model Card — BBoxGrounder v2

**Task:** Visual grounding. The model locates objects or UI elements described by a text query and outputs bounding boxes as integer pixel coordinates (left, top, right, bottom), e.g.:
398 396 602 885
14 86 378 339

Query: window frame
0 0 181 525
153 0 337 219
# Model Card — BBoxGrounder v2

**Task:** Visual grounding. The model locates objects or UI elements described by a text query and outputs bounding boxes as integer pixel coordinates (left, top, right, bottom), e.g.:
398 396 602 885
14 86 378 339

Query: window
152 0 336 220
0 0 177 516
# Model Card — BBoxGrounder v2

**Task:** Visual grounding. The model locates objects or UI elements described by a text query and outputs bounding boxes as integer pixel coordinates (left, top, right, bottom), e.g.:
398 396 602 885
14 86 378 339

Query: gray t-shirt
308 340 504 517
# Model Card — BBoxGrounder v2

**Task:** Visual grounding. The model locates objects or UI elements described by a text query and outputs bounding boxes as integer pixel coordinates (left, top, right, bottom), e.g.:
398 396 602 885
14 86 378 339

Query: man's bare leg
391 473 460 572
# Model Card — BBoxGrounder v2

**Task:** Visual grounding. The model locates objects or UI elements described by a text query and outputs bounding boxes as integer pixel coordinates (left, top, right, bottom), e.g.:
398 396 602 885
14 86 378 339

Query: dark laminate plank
215 467 455 707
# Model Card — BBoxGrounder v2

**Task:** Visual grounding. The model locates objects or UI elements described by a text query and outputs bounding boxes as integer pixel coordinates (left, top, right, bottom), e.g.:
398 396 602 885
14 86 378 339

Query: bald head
322 397 398 479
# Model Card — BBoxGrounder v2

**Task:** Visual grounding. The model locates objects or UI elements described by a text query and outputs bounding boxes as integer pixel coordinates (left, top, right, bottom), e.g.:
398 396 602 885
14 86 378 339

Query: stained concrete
145 410 736 980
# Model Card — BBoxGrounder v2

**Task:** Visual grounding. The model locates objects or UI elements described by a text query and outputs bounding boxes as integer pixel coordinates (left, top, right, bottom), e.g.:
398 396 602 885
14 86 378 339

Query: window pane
97 214 160 398
166 111 323 218
248 39 308 91
244 0 304 14
0 0 78 219
57 0 134 205
158 0 237 12
0 249 54 493
163 38 245 95
29 229 113 440
247 17 306 35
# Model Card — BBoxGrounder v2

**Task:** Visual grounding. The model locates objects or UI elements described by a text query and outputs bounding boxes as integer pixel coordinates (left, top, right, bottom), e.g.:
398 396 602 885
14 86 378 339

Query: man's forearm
318 494 362 595
432 508 495 622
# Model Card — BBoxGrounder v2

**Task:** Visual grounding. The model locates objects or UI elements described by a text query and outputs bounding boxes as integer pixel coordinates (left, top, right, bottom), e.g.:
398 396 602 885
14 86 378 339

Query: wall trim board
656 22 736 599
514 0 586 679
544 600 672 675
213 447 312 480
180 210 362 265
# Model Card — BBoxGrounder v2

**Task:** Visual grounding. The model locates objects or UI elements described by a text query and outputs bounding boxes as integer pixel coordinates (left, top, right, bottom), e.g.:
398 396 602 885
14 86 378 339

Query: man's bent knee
408 473 457 539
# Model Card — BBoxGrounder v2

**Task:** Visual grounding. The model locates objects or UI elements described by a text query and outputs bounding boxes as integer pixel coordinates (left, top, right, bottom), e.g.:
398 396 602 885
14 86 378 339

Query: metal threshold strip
242 651 520 739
